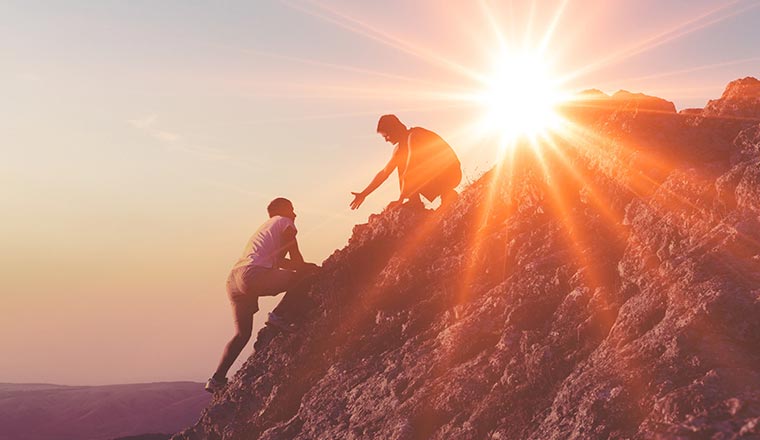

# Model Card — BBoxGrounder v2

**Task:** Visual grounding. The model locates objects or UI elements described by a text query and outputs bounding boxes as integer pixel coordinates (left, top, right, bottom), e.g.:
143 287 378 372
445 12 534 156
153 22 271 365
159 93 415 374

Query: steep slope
175 78 760 440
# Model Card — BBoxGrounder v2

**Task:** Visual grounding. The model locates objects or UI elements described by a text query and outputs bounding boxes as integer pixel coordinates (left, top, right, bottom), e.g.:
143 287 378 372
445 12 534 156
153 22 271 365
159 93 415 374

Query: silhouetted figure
350 114 462 210
206 198 318 393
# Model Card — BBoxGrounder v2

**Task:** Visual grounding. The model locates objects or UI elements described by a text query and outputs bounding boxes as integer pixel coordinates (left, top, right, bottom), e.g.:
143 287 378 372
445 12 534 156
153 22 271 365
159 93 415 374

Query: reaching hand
350 191 366 210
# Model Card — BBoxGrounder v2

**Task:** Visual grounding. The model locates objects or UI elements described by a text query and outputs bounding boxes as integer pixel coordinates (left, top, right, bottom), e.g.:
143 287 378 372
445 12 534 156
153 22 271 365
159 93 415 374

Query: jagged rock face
703 77 760 120
175 78 760 440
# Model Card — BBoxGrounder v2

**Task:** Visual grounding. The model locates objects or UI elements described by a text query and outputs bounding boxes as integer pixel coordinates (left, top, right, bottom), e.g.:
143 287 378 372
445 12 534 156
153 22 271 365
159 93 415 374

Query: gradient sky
2 0 759 385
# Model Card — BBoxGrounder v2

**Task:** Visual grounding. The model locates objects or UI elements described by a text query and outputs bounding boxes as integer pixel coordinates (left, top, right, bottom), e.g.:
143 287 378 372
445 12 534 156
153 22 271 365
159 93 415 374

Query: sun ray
594 55 760 88
281 0 487 83
538 0 571 55
200 104 474 128
537 130 682 281
477 0 509 53
454 152 512 309
541 136 626 225
559 0 758 84
554 115 760 257
529 138 604 286
532 132 730 403
224 45 480 96
244 80 476 103
523 0 538 50
227 46 469 89
557 118 674 196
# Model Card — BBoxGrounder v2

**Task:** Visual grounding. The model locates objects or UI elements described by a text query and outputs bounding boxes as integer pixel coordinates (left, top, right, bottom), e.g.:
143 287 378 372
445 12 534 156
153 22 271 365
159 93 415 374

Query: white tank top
233 216 297 270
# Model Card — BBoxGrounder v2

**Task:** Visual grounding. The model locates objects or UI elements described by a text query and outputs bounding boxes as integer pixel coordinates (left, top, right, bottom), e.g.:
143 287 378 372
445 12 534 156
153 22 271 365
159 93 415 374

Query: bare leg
213 299 256 380
211 268 310 379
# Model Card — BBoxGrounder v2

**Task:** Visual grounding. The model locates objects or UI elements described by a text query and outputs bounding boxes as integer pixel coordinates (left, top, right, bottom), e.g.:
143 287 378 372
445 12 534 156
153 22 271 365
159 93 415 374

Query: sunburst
473 48 571 148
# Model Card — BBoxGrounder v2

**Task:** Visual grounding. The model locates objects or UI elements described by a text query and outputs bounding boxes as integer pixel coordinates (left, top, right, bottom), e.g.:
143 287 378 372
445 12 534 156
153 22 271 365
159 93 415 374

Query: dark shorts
226 266 298 316
418 162 462 202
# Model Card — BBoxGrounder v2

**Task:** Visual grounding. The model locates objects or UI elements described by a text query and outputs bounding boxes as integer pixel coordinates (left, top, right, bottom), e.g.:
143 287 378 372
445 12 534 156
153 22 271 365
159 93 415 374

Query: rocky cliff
175 77 760 439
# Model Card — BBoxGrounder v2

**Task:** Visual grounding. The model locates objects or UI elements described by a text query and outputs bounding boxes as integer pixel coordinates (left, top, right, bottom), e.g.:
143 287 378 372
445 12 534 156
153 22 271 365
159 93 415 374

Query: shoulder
272 216 297 233
408 127 438 143
408 126 424 139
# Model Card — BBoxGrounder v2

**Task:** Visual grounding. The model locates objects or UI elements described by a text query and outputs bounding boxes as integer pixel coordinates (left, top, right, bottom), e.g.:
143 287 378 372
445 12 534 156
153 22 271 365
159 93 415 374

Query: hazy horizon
2 0 760 386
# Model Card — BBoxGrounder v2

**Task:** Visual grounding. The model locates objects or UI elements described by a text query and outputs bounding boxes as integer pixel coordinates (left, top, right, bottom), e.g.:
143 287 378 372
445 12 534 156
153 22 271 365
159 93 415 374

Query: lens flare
475 50 569 147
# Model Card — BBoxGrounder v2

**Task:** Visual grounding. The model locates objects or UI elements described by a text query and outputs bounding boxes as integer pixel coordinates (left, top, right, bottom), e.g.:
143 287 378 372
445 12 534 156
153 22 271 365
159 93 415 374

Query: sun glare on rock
476 50 569 147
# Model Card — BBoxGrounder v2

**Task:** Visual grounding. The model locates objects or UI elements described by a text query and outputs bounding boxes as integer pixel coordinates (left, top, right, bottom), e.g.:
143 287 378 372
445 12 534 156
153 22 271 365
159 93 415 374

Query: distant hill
112 435 170 440
0 382 209 440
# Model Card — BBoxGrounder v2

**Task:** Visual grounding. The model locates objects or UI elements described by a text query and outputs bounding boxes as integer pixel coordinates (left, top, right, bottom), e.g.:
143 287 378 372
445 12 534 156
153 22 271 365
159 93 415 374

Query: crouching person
206 197 319 393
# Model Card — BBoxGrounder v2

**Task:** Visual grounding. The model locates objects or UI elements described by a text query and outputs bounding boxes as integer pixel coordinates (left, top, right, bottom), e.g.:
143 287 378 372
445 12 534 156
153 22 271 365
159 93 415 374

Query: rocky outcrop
703 77 760 120
175 78 760 439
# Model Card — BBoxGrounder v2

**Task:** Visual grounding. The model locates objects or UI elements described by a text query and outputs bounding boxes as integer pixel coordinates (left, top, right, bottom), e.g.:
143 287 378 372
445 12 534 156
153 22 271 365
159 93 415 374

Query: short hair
267 197 293 217
377 114 404 133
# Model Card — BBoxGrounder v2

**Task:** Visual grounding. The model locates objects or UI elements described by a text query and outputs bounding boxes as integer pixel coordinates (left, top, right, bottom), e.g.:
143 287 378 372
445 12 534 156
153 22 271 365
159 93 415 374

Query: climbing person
205 197 319 393
350 114 462 211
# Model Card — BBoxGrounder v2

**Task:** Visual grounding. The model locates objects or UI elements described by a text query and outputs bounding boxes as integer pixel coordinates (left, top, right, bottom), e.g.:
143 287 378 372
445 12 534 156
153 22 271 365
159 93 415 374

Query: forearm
290 247 305 265
279 258 308 270
279 246 306 269
362 170 390 196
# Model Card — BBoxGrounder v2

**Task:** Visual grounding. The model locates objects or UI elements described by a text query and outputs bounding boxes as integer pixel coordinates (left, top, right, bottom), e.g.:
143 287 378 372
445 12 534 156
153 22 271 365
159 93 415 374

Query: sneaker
266 312 295 333
205 376 228 393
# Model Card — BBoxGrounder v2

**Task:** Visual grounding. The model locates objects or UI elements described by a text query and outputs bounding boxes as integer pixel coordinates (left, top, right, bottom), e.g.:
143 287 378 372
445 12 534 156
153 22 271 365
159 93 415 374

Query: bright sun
477 50 568 144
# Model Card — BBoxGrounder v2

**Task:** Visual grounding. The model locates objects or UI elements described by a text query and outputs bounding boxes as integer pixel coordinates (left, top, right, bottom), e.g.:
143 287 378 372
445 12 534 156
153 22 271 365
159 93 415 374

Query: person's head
377 114 408 145
267 197 296 220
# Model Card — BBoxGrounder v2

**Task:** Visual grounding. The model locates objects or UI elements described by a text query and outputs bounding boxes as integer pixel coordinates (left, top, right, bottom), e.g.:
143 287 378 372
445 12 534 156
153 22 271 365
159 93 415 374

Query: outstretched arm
350 155 397 210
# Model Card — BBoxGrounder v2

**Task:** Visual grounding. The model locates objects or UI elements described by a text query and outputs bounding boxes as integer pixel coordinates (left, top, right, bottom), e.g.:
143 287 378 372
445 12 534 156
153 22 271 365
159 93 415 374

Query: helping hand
350 191 366 210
